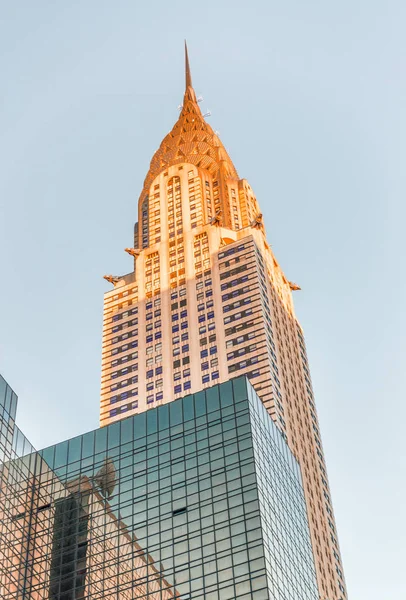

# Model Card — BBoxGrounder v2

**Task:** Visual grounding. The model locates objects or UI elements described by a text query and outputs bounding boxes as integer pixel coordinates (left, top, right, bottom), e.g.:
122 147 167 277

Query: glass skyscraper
1 376 318 599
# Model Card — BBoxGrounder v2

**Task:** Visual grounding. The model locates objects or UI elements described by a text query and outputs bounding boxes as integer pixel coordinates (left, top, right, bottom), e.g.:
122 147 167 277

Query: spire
185 40 192 90
137 44 239 204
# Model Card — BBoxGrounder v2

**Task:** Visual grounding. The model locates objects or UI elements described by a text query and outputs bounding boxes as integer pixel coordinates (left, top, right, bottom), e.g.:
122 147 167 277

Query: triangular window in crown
176 149 185 158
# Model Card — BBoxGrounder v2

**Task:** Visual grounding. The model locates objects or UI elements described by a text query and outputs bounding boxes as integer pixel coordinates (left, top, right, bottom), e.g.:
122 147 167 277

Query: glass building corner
1 376 318 599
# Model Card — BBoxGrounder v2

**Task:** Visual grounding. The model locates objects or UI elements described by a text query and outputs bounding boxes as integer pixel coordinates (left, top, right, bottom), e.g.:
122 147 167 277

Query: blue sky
1 1 405 597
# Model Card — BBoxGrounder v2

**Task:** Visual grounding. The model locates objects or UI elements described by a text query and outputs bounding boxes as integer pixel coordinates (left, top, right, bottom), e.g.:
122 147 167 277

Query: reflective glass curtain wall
1 377 318 599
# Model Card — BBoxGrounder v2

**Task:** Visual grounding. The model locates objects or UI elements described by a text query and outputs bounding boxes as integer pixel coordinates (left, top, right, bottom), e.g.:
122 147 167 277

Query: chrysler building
100 45 347 600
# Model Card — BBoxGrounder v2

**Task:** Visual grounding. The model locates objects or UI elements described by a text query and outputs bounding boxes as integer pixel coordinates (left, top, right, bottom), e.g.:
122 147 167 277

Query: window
202 375 210 384
174 384 182 394
201 349 208 358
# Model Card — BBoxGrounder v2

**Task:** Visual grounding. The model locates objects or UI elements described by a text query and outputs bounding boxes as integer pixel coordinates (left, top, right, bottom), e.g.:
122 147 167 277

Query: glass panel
68 436 81 463
170 398 182 426
134 411 146 440
147 407 157 434
183 394 194 422
206 385 220 413
54 440 68 468
95 427 107 454
121 415 133 444
40 445 55 468
194 390 206 417
81 430 94 458
159 404 169 431
108 421 120 449
232 376 248 403
220 380 233 407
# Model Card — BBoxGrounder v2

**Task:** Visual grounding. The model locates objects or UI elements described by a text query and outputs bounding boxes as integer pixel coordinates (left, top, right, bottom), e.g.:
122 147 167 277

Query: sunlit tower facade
100 46 347 600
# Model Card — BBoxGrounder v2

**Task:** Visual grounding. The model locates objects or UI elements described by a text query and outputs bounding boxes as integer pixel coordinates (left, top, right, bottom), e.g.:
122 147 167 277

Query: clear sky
1 1 404 597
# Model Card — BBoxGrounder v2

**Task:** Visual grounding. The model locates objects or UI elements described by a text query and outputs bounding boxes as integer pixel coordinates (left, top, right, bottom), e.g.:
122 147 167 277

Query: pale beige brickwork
100 46 347 599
